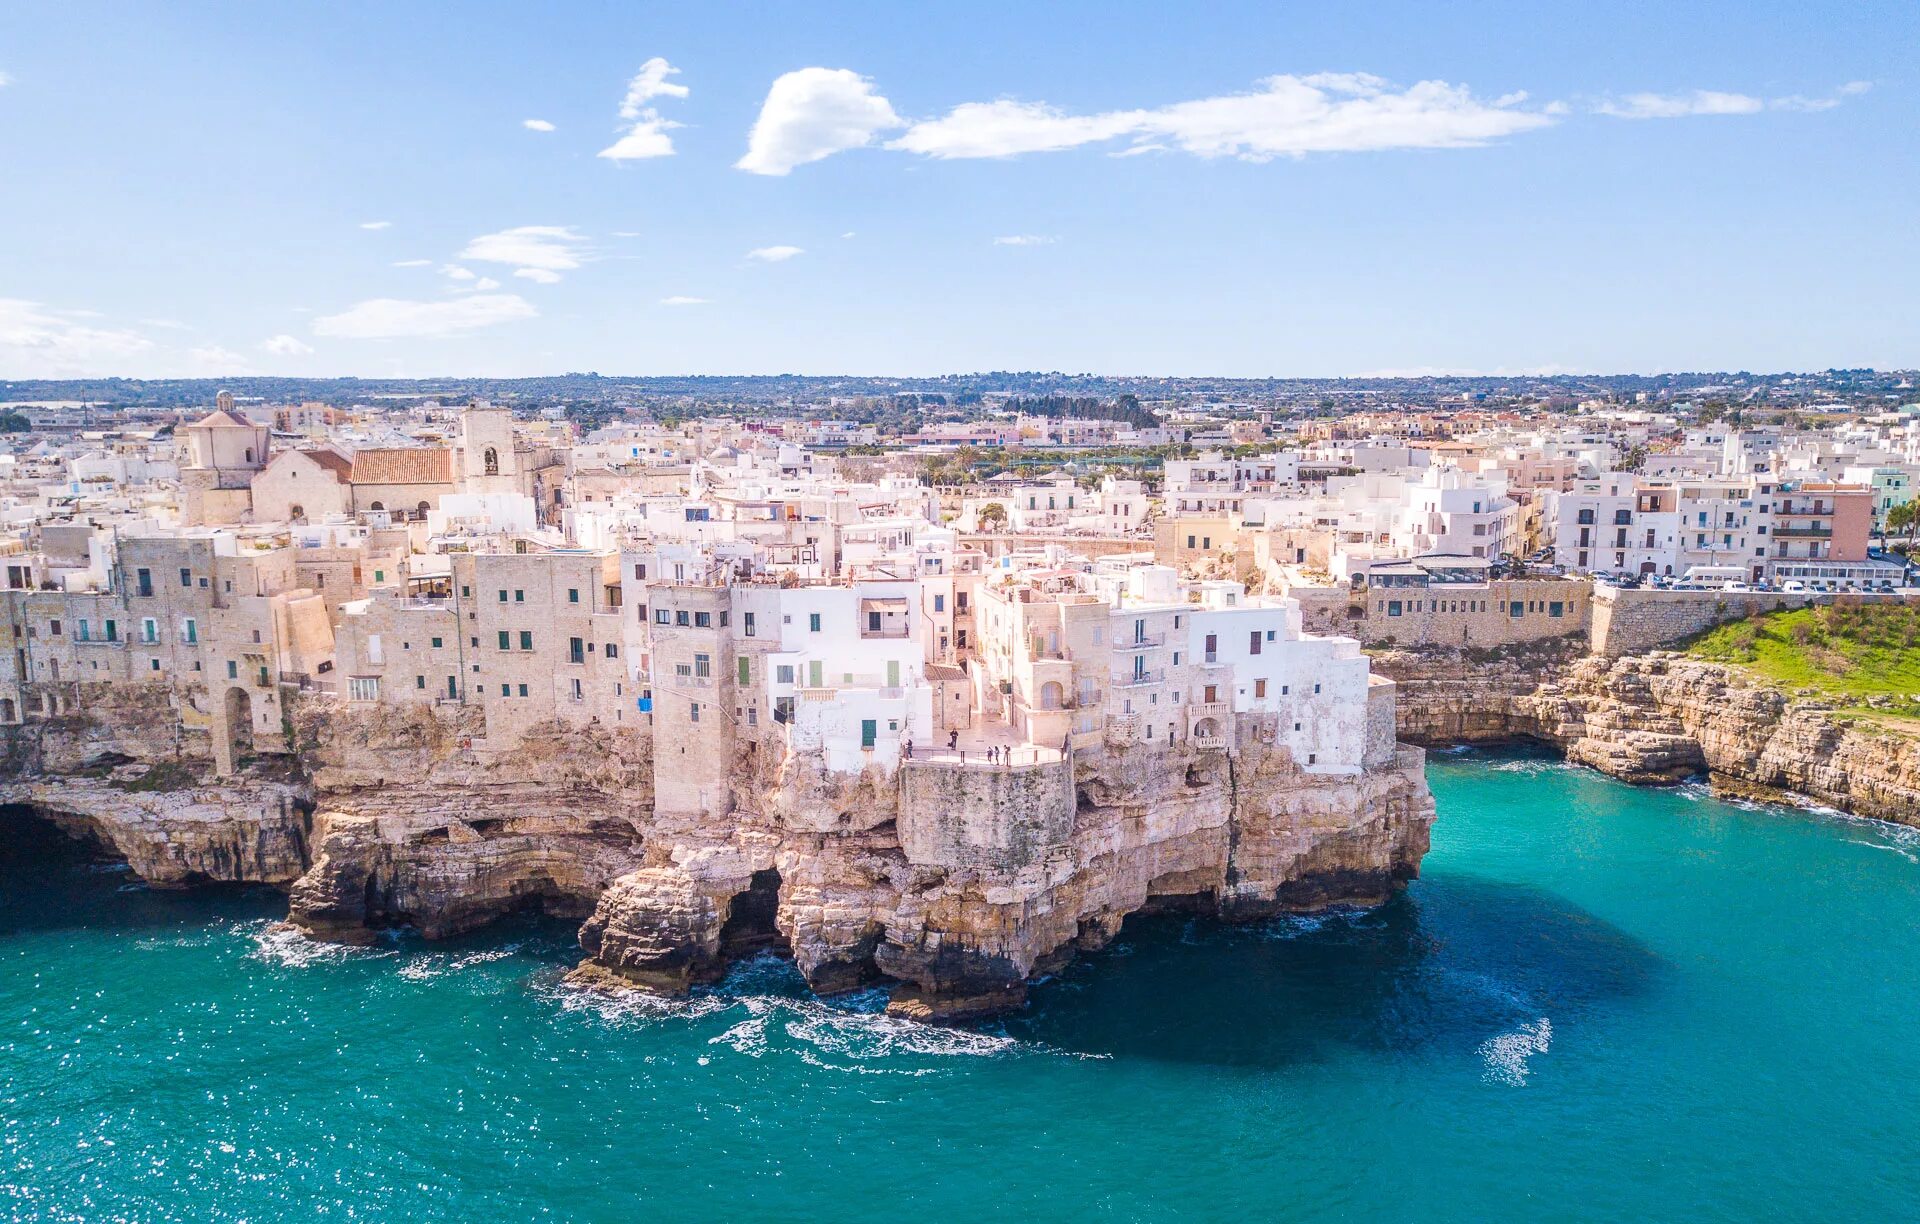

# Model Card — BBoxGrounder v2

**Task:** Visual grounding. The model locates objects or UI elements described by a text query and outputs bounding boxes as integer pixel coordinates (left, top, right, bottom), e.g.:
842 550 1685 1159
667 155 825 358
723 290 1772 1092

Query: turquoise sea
4 750 1918 1222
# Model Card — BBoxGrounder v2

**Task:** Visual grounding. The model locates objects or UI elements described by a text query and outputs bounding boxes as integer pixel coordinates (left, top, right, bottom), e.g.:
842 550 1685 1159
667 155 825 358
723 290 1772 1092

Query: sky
0 0 1914 380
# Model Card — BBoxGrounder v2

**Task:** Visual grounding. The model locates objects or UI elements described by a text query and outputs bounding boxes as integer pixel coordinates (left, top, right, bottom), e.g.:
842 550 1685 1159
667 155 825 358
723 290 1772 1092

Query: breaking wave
1479 1017 1552 1086
240 920 398 968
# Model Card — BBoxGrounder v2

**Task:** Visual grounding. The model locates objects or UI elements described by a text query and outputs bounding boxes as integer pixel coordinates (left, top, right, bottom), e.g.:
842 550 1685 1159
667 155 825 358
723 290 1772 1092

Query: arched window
369 501 384 512
289 504 304 522
416 500 430 520
1039 681 1064 710
483 447 499 476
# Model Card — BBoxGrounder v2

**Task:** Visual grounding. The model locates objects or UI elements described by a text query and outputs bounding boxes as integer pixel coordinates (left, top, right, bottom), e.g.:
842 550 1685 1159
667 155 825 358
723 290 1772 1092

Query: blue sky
0 1 1913 379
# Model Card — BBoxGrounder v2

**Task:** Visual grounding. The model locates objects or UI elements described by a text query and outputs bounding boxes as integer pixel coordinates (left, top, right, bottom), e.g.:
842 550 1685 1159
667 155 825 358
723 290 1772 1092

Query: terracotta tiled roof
349 447 454 485
300 448 353 479
192 410 254 429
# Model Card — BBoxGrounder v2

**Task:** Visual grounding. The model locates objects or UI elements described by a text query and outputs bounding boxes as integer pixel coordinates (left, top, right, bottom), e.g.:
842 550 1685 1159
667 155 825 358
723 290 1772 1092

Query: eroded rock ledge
0 686 1435 1019
1376 647 1920 828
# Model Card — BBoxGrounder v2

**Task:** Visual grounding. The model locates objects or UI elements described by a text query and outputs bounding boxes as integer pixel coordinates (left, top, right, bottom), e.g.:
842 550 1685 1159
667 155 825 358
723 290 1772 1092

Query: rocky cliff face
1374 645 1920 828
1519 654 1920 825
573 730 1434 1020
0 684 1435 1019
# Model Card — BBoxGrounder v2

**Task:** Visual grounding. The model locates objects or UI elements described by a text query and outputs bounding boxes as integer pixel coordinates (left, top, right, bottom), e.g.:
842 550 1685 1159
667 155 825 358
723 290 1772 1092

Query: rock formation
0 681 1436 1019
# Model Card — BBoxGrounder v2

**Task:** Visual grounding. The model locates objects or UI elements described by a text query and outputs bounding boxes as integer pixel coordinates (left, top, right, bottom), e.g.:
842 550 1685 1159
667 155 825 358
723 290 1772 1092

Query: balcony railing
1773 525 1832 539
1111 668 1165 687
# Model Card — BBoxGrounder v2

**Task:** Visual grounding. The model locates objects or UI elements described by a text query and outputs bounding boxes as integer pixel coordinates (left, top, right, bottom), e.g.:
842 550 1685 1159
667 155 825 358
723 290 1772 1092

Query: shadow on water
1005 873 1663 1070
0 804 286 936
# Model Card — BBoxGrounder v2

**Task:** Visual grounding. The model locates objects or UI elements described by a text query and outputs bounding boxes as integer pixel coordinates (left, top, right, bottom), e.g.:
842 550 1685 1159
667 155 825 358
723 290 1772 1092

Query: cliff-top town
0 376 1915 1014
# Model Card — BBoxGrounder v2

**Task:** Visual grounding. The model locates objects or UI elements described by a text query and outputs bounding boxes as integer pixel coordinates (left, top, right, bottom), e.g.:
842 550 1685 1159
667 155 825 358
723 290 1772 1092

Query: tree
1888 500 1918 547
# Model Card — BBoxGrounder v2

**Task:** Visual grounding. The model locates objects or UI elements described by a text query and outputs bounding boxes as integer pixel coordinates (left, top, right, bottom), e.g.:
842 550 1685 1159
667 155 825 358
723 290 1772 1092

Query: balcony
1111 668 1165 687
1192 734 1226 752
1773 525 1832 539
1125 631 1166 649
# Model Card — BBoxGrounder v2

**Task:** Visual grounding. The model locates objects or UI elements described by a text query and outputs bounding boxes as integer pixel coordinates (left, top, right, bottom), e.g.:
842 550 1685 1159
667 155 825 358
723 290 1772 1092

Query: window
431 637 443 648
519 631 533 651
694 611 712 628
1204 633 1217 663
1509 602 1524 618
655 608 670 624
183 618 197 644
227 660 238 679
498 590 508 602
861 719 877 748
150 659 160 672
635 563 647 580
568 588 580 604
180 568 192 587
570 637 585 664
690 702 700 723
777 665 795 685
514 590 524 603
809 660 823 687
141 618 158 643
1387 600 1403 617
136 568 152 596
501 684 511 696
518 683 528 697
571 678 583 701
694 653 711 678
1254 679 1267 698
744 611 756 637
934 594 945 613
498 631 511 650
606 644 619 659
809 612 822 633
416 675 426 690
349 677 380 701
1249 630 1261 655
738 657 751 685
373 570 384 584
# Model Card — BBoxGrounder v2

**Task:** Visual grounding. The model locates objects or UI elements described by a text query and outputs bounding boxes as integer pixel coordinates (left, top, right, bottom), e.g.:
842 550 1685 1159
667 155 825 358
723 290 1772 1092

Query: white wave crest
1479 1017 1552 1086
241 920 396 968
397 945 520 982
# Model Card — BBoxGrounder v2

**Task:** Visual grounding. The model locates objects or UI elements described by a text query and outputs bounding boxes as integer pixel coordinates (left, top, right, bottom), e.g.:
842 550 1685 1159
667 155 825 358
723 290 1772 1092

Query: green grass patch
1688 603 1920 705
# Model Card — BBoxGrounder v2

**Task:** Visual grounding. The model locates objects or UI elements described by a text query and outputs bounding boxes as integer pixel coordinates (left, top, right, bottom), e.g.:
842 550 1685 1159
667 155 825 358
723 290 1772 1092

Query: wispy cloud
736 68 903 175
260 334 314 356
186 345 251 373
0 299 155 376
993 234 1055 246
893 73 1556 162
660 295 710 306
0 71 12 88
599 57 689 161
458 225 588 280
1594 81 1871 119
360 220 393 230
392 258 432 268
746 245 804 262
311 295 537 340
522 118 556 132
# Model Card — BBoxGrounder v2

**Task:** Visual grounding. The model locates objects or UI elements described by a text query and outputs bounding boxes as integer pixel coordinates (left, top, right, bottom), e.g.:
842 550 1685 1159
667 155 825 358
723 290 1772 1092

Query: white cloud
260 334 314 356
311 294 537 340
599 57 689 161
187 345 251 373
746 245 804 262
360 220 393 230
0 71 12 88
993 234 1055 246
892 73 1556 162
522 118 557 132
841 231 857 239
460 277 502 292
1594 90 1764 119
736 68 903 175
459 225 587 280
392 258 432 268
1595 83 1869 119
441 264 477 280
660 295 710 306
611 230 642 238
0 299 155 376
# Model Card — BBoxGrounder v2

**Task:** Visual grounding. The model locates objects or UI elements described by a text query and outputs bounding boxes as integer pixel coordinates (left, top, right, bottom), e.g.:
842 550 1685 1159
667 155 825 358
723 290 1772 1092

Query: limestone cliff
573 727 1434 1020
0 682 1434 1019
1520 654 1920 825
1374 645 1920 828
